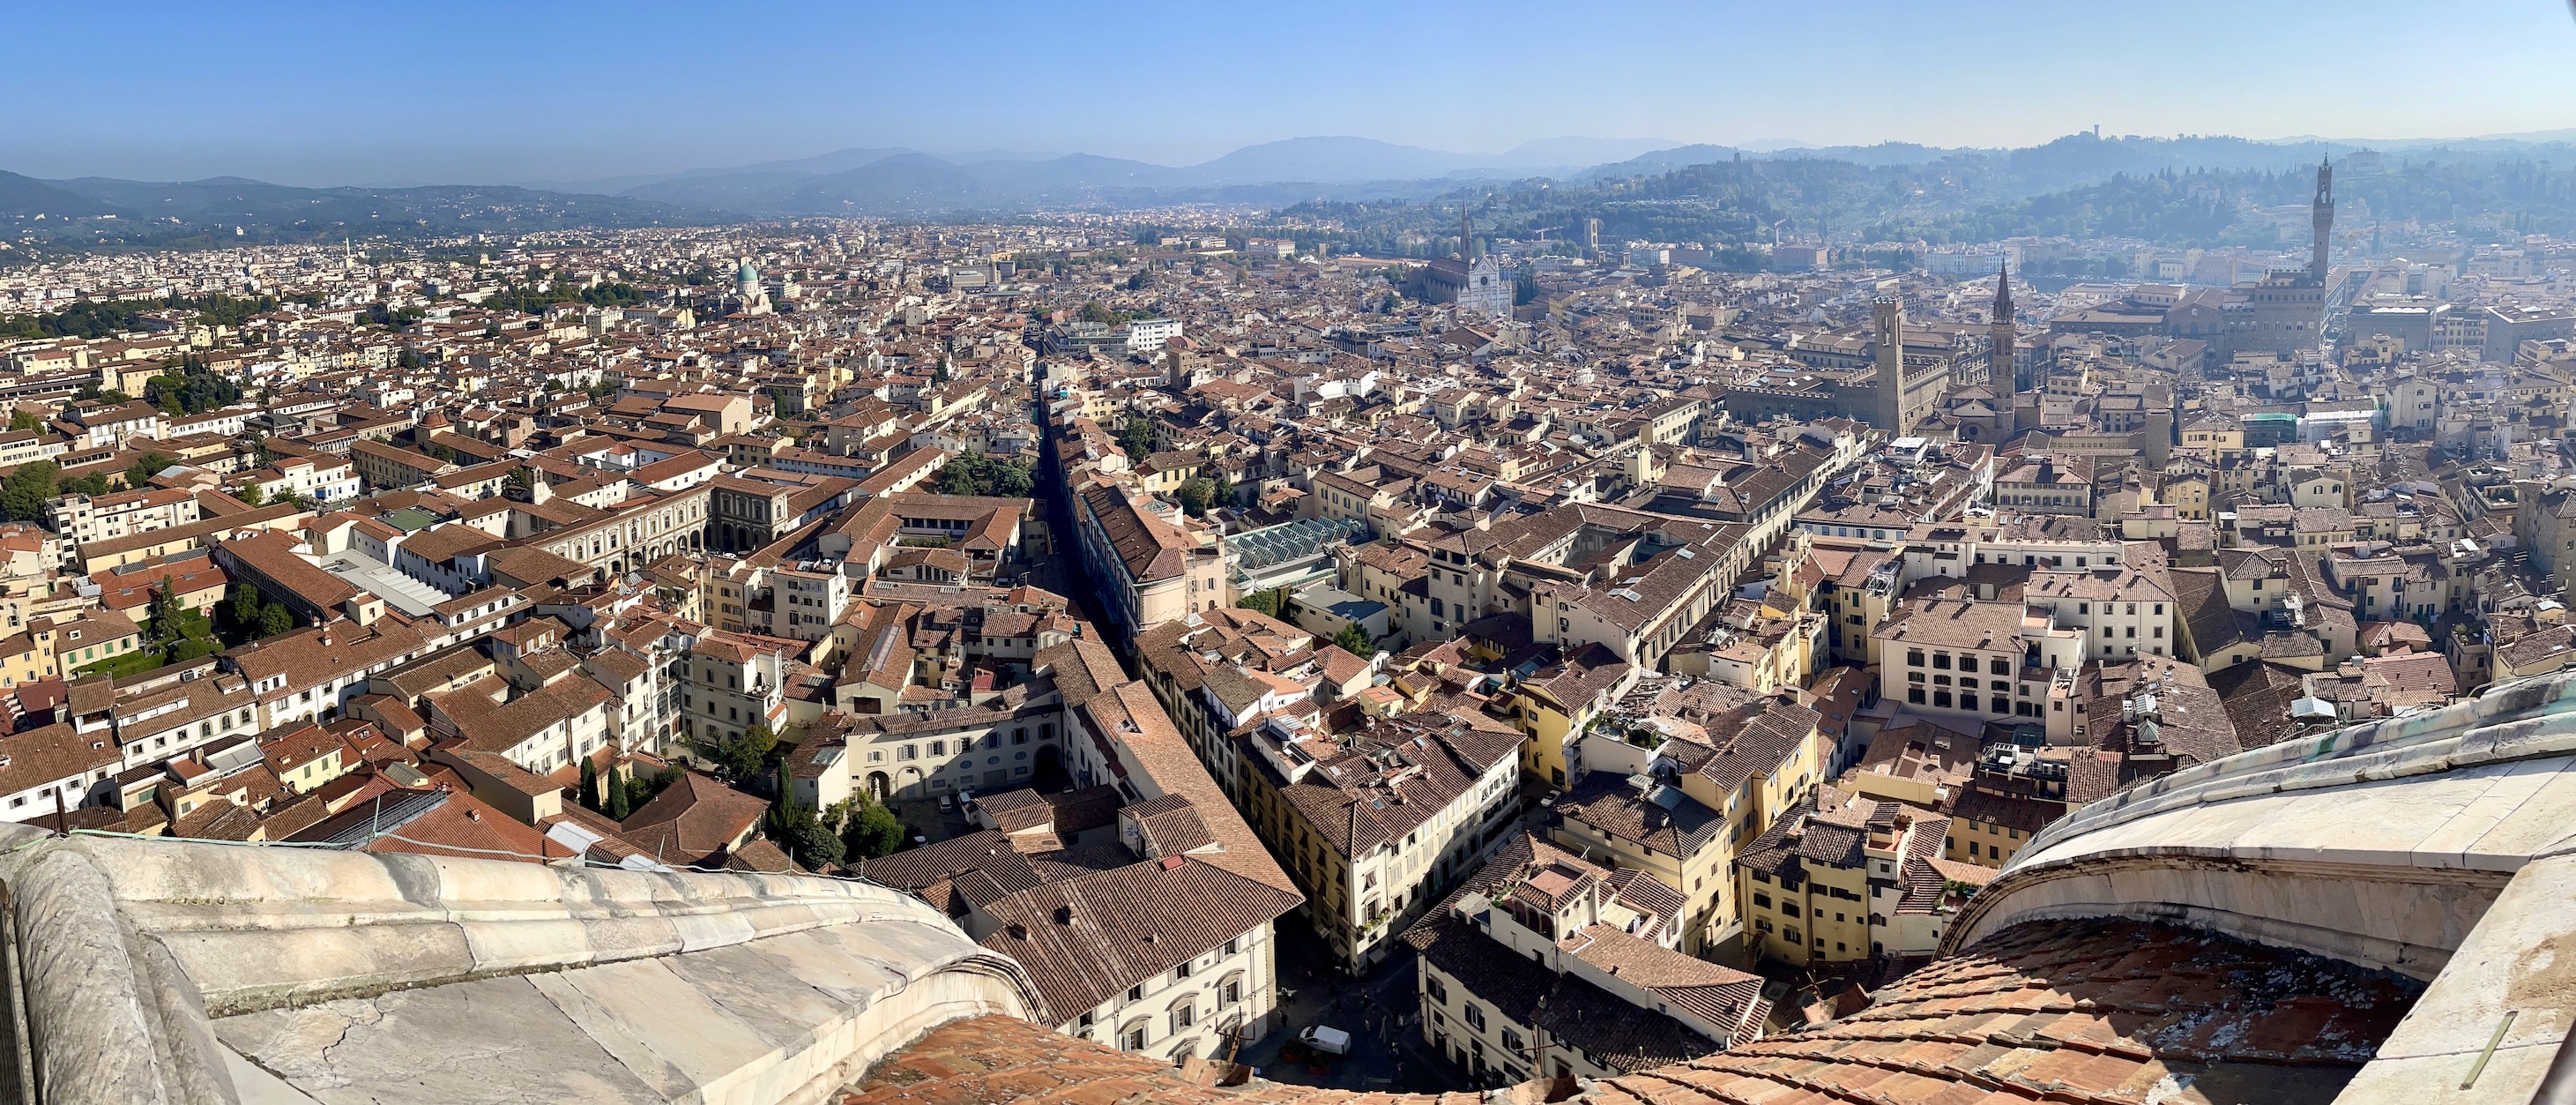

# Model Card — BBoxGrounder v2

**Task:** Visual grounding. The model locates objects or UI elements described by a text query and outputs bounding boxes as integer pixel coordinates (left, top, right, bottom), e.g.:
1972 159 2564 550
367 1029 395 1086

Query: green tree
0 461 58 522
236 484 264 506
1332 622 1377 657
607 770 633 819
6 410 36 432
841 797 906 860
773 806 845 870
987 459 1034 497
1175 477 1216 518
227 584 262 625
763 777 846 870
692 724 778 787
144 585 182 649
257 602 294 638
1120 417 1154 459
1239 586 1290 619
126 452 174 489
617 767 681 818
579 758 601 812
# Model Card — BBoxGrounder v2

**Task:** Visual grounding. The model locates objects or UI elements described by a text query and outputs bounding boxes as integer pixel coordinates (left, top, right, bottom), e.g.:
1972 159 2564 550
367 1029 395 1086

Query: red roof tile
844 916 2420 1104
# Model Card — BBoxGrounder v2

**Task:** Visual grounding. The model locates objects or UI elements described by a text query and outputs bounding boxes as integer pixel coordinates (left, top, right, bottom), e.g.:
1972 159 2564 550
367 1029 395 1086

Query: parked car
1299 1026 1351 1055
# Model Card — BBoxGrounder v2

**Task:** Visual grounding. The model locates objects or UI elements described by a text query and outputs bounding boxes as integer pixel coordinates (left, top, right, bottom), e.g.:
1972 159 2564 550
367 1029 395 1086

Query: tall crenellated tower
1873 295 1906 432
2310 155 2334 287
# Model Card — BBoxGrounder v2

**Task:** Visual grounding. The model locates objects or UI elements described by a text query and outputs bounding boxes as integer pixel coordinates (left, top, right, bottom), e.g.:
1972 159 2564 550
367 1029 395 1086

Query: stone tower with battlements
2311 154 2334 286
1872 296 1903 432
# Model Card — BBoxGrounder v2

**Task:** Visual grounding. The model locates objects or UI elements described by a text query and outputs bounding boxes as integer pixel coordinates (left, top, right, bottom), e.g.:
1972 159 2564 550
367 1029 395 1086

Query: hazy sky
7 0 2574 186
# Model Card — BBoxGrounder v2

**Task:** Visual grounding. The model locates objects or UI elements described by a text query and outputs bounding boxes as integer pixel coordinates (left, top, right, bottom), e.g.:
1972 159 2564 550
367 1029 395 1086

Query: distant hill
1181 136 1633 183
764 153 995 213
1500 136 1682 165
17 129 2576 251
0 171 130 219
0 175 720 253
622 171 820 209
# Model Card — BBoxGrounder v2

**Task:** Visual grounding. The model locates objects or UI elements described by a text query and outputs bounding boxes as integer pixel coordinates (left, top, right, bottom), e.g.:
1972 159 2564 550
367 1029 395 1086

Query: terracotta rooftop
847 915 2420 1105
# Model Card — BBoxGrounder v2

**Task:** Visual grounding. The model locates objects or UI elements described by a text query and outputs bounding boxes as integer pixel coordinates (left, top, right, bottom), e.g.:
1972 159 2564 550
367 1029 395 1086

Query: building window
1463 1005 1485 1031
1426 976 1447 1004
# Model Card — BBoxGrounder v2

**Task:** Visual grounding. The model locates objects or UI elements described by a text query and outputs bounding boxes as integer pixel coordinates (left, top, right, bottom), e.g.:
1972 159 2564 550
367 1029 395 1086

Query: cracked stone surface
215 976 664 1102
204 916 1024 1104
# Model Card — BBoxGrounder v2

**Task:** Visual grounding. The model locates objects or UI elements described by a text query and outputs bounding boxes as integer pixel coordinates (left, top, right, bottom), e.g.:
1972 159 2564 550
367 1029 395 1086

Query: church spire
1991 259 2018 396
1461 204 1474 262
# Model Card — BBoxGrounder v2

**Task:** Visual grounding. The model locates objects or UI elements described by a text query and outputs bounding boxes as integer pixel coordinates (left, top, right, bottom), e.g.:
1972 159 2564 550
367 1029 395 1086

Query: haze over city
2 4 2575 1104
4 0 2573 185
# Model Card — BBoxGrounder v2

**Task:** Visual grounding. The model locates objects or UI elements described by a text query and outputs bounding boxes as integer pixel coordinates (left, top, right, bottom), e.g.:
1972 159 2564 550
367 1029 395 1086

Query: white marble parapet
0 829 1040 1105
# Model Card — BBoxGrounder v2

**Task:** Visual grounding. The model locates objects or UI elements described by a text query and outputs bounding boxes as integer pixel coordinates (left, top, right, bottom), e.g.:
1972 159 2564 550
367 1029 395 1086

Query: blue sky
6 0 2573 185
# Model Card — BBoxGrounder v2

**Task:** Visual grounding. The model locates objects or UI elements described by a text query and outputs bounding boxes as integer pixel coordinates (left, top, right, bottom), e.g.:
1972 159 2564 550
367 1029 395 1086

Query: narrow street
1231 925 1466 1094
1026 386 1488 1090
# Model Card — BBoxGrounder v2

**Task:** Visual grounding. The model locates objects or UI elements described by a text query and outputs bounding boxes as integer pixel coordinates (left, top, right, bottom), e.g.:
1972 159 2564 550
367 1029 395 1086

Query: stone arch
867 772 890 802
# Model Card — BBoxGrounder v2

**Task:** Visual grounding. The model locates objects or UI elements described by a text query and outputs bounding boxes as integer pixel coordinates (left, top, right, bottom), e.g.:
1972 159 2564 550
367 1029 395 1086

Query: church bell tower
1991 260 2016 391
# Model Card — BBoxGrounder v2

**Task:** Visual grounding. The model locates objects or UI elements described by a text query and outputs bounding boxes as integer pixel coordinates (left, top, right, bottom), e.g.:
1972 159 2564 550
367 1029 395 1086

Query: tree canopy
1122 422 1155 456
934 452 1035 498
1239 587 1291 620
1175 477 1217 517
692 724 779 788
141 356 244 415
838 796 906 860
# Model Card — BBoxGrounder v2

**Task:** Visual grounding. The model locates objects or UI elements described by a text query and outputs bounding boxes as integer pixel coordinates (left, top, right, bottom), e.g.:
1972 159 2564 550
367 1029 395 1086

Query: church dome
736 259 759 285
